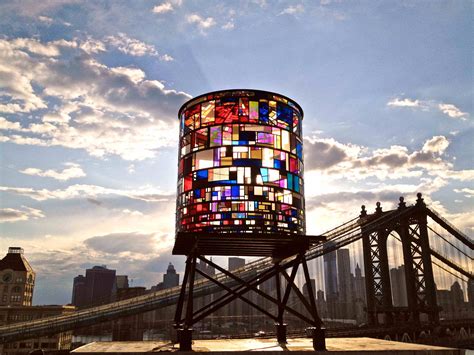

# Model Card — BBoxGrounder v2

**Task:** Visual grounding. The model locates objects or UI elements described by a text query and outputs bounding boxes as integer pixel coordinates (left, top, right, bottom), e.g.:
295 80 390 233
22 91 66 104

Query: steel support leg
307 327 326 351
274 267 287 343
177 328 193 351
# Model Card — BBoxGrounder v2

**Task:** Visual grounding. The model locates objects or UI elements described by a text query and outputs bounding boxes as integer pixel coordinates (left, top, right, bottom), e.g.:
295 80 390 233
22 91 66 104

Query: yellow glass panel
269 101 277 123
195 150 213 170
282 130 290 151
262 148 273 168
250 148 262 159
201 100 215 126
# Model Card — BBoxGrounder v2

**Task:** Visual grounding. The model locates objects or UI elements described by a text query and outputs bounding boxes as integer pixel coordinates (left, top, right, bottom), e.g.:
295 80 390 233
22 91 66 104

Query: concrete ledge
72 337 465 354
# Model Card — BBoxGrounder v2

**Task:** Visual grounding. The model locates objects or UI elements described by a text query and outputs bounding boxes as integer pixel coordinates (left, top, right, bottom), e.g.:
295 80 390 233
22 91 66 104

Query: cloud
152 2 174 14
121 209 144 216
279 4 304 16
222 21 235 30
0 206 44 223
20 163 86 181
454 188 474 198
0 183 174 202
387 97 420 108
304 137 359 170
104 33 173 60
0 0 81 17
75 34 175 61
421 135 449 154
387 97 469 120
0 37 189 160
37 15 54 24
79 37 106 54
0 117 22 130
438 103 468 120
37 15 71 26
304 135 471 185
187 13 216 33
84 232 162 255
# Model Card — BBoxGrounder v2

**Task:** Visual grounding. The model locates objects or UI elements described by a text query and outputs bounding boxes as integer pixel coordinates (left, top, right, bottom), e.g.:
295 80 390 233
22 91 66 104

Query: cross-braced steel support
174 252 325 351
361 193 439 327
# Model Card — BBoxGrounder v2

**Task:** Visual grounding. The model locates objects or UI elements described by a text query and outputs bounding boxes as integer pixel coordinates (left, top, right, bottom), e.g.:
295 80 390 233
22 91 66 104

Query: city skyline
0 1 472 305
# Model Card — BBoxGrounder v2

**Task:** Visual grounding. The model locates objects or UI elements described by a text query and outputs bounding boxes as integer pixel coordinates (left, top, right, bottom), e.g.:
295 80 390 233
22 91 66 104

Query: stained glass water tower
172 90 325 350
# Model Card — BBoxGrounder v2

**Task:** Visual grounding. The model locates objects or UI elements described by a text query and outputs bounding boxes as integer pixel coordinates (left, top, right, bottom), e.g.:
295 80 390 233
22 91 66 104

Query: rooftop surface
0 250 34 272
72 337 464 355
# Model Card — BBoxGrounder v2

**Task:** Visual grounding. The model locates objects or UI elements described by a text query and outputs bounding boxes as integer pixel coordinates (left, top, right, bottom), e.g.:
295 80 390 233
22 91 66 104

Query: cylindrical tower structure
176 89 305 236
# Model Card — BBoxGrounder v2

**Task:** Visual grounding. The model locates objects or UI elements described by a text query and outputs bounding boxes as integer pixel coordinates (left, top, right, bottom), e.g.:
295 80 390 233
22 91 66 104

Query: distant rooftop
0 247 34 272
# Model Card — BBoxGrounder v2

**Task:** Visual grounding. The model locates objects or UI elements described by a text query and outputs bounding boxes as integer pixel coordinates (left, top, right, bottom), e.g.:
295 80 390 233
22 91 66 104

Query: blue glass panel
288 173 293 190
194 189 201 198
294 176 300 192
259 102 269 123
220 179 237 184
274 160 281 169
277 103 293 124
296 142 303 160
234 159 252 166
196 170 208 180
231 185 239 197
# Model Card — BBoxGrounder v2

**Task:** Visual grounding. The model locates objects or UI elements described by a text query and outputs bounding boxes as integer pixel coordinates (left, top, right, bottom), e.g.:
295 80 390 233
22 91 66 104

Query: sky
0 0 472 305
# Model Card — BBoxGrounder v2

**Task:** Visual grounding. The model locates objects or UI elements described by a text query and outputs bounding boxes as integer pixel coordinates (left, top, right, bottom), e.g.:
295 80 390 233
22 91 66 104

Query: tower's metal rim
178 89 304 119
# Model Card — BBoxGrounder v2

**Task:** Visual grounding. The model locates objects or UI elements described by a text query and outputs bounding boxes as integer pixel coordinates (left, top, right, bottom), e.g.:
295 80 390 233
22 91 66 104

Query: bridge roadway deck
71 337 464 355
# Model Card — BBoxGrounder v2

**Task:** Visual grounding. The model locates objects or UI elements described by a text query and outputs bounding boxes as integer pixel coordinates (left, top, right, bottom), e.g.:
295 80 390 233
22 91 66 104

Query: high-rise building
0 247 35 306
196 258 215 279
352 263 366 324
72 275 87 307
85 266 116 304
451 281 464 307
115 275 129 289
72 265 116 307
337 249 353 317
163 263 179 289
389 265 407 307
316 289 327 318
229 257 245 271
468 279 474 309
353 263 366 303
323 242 338 318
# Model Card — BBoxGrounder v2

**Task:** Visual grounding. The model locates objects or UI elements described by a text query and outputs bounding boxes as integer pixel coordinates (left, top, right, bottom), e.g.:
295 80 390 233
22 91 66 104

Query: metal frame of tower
172 233 326 351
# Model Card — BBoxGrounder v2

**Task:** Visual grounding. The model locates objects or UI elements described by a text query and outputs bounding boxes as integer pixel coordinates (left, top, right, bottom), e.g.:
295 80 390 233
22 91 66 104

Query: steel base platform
172 232 325 258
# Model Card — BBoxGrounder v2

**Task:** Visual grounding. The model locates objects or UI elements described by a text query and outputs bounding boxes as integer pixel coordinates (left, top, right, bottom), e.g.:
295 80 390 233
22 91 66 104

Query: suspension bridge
1 193 472 347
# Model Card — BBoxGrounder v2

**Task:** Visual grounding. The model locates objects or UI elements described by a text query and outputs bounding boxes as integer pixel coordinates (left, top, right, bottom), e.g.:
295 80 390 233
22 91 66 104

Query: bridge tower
172 89 325 350
360 193 439 327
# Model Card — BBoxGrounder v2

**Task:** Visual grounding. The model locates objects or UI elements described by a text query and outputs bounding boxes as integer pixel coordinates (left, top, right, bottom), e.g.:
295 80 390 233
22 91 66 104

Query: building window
10 295 21 302
12 286 21 293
